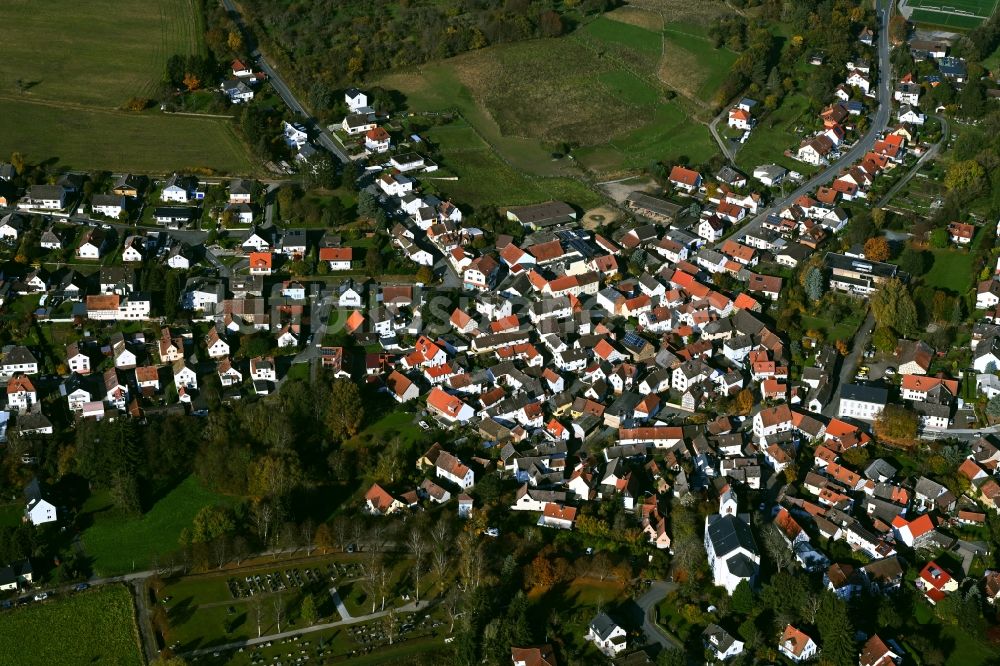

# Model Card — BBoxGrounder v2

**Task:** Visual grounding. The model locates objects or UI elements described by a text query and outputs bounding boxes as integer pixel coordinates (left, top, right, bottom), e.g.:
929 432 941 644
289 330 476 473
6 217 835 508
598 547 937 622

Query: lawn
421 120 605 209
909 8 993 29
0 585 143 665
736 93 815 172
527 577 630 657
0 0 202 107
81 475 235 576
923 249 975 293
0 98 253 175
344 410 425 451
800 312 863 343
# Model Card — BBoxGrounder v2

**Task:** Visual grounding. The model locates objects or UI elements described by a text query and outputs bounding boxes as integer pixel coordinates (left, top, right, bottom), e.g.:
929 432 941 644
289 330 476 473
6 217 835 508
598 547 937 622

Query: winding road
718 0 893 249
220 0 351 164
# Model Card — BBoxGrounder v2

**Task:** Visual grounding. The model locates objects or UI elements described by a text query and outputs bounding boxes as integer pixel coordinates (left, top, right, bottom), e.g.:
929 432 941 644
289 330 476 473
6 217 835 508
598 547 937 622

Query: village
2 4 1000 665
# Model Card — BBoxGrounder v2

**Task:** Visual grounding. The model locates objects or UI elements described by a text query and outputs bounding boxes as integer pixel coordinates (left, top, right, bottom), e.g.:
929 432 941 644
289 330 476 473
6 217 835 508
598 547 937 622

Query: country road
220 0 352 164
718 0 893 249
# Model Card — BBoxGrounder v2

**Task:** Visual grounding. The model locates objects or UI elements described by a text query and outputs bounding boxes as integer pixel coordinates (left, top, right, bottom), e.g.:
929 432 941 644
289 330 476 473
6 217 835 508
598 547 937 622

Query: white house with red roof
427 387 474 424
778 625 817 662
916 561 958 604
538 502 577 530
891 514 934 547
668 165 702 193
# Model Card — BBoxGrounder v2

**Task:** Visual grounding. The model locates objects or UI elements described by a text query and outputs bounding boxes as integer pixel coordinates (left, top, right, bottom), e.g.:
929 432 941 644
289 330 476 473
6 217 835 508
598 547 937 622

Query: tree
871 278 917 335
539 10 564 37
365 246 383 277
315 523 334 553
325 378 364 441
930 228 949 248
735 388 754 415
987 394 1000 418
189 505 235 544
416 266 433 284
817 593 854 666
898 247 931 276
804 267 825 301
657 648 686 666
889 15 909 44
731 580 754 614
300 594 316 626
227 30 244 53
357 190 380 219
863 236 890 262
872 207 887 228
872 326 897 354
945 159 986 194
182 72 201 91
874 404 919 444
10 152 25 175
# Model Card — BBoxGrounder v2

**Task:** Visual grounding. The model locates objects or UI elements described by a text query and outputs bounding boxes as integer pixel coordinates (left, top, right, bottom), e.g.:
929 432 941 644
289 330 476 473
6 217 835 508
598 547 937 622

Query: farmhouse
506 201 577 229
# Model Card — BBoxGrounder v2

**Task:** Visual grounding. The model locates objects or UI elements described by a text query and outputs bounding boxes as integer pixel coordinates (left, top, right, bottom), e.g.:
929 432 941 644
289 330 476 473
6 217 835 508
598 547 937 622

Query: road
876 114 950 208
708 107 738 163
634 580 681 649
221 0 351 164
719 0 892 248
823 310 875 419
180 597 430 659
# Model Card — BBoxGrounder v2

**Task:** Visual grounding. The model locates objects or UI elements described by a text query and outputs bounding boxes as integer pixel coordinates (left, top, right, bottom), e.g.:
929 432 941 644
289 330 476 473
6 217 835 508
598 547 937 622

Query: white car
483 527 500 538
33 592 48 601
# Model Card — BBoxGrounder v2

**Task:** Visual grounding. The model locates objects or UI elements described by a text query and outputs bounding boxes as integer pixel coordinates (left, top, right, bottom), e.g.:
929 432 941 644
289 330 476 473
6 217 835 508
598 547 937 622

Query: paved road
180 598 430 658
634 580 681 649
823 310 875 419
876 114 951 208
220 0 351 164
719 0 892 248
708 107 738 163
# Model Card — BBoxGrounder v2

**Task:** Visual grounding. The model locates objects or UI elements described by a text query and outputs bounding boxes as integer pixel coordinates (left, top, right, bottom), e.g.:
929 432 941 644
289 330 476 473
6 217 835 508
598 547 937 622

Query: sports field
0 0 254 174
908 0 998 28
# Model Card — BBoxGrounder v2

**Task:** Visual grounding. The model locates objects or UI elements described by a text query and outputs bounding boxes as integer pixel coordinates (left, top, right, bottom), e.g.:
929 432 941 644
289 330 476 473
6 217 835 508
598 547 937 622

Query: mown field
908 0 998 29
379 7 727 180
0 0 202 107
82 476 235 576
0 98 252 175
0 585 143 665
0 0 254 174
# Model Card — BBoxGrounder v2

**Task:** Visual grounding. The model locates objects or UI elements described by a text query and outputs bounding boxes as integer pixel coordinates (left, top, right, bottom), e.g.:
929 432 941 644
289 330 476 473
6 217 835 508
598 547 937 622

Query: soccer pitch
908 0 999 28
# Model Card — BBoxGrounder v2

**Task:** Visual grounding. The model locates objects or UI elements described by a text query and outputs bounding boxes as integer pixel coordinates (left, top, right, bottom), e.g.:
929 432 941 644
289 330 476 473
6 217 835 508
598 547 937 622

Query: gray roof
839 383 887 404
588 612 622 641
706 513 757 557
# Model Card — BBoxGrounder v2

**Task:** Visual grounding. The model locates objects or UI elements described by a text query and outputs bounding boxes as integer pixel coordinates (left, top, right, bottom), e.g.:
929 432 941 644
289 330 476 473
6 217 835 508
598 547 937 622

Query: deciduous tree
863 236 890 262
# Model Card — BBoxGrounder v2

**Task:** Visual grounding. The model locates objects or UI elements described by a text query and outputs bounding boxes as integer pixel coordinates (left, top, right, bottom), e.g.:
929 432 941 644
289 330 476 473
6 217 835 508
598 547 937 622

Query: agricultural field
0 0 254 174
81 476 235 576
0 98 252 175
0 0 201 106
660 21 739 103
0 585 143 665
378 9 726 183
908 0 998 29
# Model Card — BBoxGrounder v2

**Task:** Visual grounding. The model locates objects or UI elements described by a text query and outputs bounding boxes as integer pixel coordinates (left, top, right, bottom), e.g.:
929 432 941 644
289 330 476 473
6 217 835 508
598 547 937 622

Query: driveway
633 580 681 649
823 310 875 418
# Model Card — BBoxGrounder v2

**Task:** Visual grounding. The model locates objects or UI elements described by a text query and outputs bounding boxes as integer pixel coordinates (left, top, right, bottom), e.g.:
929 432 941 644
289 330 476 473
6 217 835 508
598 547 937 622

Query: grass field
0 0 202 107
908 0 998 28
0 585 143 665
661 22 739 102
379 15 722 181
81 476 235 576
0 0 255 174
0 98 252 174
736 93 815 172
924 248 975 292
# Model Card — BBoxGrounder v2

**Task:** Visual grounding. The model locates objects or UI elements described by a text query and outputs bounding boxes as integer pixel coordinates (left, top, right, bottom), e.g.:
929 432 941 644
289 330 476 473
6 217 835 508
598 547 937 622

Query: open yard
736 93 815 173
0 585 143 665
660 22 738 103
81 475 235 576
0 98 253 175
923 248 975 293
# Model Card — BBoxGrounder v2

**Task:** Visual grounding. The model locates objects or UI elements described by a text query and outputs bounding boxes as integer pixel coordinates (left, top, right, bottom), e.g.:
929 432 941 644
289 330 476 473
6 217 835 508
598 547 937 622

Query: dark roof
706 513 757 557
506 201 576 226
625 191 683 218
588 612 622 641
840 383 887 404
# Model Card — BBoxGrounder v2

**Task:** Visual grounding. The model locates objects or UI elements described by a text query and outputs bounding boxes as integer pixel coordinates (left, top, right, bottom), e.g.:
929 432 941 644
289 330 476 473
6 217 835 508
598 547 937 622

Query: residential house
585 613 627 657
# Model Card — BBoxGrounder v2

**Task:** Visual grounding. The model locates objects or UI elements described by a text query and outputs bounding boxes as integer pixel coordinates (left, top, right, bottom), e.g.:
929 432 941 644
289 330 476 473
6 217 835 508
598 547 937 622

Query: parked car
483 527 500 538
33 592 48 601
72 583 89 592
